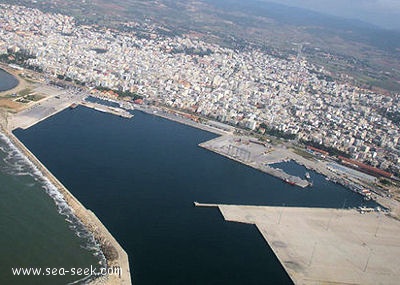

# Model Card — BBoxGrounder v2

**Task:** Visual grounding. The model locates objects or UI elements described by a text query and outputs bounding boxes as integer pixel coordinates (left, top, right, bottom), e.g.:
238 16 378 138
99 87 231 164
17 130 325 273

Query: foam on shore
0 130 131 284
0 132 106 281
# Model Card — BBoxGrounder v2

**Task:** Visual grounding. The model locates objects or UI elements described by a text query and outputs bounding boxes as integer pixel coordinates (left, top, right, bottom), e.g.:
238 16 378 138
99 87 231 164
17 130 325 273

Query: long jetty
3 128 131 285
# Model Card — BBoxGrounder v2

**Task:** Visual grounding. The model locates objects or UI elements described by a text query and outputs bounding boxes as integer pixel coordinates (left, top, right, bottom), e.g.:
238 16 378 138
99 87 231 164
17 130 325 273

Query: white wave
67 274 93 285
0 132 107 268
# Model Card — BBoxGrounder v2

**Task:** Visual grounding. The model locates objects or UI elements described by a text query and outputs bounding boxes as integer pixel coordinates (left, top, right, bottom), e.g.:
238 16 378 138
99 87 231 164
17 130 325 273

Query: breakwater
2 127 131 285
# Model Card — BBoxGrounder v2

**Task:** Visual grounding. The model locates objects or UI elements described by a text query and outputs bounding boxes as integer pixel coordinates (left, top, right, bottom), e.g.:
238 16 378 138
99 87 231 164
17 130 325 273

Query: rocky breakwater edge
1 126 131 285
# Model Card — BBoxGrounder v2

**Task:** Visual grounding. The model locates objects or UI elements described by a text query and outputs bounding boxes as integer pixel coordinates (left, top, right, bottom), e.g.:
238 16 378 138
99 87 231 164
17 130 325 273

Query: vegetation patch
17 88 32 97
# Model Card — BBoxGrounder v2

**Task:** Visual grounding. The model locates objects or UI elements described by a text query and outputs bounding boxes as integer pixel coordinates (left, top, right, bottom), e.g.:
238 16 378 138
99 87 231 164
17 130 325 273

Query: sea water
0 70 103 285
0 69 18 91
14 105 374 284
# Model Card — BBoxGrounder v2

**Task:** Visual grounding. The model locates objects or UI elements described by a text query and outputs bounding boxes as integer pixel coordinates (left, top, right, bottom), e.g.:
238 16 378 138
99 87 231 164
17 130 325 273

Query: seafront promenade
1 127 131 285
195 202 400 285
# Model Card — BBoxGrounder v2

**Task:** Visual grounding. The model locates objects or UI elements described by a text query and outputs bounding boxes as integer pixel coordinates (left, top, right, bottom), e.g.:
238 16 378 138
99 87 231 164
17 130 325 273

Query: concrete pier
8 88 86 130
80 101 133 118
193 201 220 207
199 135 310 188
7 87 133 131
195 202 400 285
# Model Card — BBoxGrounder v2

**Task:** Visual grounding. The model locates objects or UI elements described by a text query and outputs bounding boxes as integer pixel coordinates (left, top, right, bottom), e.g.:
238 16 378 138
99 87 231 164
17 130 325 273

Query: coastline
89 93 230 136
3 79 399 284
1 126 131 284
0 64 24 96
10 89 397 211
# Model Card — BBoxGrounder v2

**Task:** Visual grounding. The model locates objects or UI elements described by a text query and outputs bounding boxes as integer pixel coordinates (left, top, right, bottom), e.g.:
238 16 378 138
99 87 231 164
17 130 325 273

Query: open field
0 65 43 112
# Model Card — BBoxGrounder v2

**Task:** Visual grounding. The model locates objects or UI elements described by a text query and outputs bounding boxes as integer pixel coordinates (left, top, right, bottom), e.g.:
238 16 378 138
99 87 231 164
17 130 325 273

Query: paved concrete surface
211 204 400 285
199 135 310 187
8 85 86 130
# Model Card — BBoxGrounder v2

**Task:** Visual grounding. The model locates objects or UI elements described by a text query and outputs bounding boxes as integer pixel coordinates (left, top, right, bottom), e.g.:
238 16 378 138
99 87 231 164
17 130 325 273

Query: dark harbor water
270 161 377 208
0 68 19 91
14 105 374 284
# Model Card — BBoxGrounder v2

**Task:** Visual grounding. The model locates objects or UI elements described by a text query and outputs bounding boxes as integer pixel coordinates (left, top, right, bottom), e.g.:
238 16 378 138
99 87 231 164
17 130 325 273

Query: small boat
305 172 311 180
284 178 296 186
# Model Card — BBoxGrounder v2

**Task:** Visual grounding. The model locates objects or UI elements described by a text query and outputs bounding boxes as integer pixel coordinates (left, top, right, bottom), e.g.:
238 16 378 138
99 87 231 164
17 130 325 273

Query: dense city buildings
1 4 399 177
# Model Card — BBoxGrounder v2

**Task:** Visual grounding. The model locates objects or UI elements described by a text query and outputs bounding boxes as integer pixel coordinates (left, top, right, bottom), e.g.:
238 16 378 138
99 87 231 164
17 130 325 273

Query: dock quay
194 202 400 285
2 128 131 285
7 89 133 131
8 87 87 130
134 105 228 135
199 135 310 188
80 101 133 118
193 201 221 207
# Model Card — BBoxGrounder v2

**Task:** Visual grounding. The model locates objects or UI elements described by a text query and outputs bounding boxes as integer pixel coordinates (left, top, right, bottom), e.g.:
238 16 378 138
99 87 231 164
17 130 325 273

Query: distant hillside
206 0 400 53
